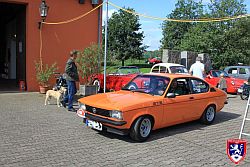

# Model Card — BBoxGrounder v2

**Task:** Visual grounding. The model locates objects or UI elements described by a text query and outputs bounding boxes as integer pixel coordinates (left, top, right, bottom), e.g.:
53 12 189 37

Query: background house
0 0 102 91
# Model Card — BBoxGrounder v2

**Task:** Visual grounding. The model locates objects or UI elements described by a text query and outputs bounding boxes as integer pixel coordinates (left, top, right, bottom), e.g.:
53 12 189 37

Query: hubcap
206 107 215 122
128 84 136 90
140 118 151 138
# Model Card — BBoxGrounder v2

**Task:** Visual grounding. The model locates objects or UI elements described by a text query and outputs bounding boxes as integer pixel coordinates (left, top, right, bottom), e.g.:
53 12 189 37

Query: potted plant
76 44 101 96
35 61 58 93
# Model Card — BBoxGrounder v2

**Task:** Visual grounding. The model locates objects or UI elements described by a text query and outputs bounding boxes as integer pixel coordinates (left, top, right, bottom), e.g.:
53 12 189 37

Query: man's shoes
61 101 66 108
68 108 76 112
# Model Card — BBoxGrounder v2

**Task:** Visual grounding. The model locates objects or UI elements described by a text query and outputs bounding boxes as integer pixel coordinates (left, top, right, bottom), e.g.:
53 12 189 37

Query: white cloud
102 9 117 25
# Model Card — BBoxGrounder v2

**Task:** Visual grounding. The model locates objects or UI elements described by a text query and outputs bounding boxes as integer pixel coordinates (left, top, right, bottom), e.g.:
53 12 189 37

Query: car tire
130 116 152 142
200 105 216 125
127 82 138 90
240 88 249 100
93 79 101 93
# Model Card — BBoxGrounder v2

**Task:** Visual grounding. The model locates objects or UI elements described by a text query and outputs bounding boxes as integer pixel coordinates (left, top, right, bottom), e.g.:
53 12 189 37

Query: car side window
211 71 218 77
160 66 167 73
152 66 159 73
190 79 209 94
167 78 190 96
228 68 237 74
239 68 246 74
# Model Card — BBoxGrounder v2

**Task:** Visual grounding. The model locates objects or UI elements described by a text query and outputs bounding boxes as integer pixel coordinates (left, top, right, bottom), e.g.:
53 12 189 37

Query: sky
102 0 250 51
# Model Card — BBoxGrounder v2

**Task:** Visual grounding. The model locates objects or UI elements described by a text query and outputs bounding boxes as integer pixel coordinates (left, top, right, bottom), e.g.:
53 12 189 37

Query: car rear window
170 66 188 74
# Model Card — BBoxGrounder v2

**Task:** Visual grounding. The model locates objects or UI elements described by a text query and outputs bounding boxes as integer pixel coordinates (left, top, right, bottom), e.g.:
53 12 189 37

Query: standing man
189 56 205 79
62 50 79 112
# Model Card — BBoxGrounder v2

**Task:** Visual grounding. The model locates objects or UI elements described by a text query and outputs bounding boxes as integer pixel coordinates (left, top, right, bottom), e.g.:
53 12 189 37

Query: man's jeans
64 81 77 109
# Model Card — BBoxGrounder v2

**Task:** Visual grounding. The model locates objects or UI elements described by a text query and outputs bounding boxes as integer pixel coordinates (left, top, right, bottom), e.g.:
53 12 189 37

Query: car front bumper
77 109 129 135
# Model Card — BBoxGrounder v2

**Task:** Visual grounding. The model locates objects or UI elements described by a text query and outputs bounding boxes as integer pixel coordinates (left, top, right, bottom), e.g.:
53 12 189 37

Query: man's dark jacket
65 58 79 82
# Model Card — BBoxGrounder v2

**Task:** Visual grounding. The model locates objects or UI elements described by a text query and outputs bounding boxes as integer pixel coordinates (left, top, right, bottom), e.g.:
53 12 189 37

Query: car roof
225 66 250 69
143 73 195 79
152 63 185 68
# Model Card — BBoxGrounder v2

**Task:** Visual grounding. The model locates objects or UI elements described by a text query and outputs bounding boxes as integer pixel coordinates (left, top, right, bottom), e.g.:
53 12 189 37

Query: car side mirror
207 75 212 79
166 93 176 98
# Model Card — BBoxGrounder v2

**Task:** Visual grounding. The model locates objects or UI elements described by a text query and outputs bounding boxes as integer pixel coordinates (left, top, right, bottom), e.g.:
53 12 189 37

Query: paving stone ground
0 92 250 166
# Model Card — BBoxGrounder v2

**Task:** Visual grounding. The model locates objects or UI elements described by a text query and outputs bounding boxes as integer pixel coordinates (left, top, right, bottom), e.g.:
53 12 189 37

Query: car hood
78 90 163 111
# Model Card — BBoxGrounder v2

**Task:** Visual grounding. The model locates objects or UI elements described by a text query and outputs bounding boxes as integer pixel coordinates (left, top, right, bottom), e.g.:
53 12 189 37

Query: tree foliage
105 7 145 66
161 0 204 50
161 0 250 69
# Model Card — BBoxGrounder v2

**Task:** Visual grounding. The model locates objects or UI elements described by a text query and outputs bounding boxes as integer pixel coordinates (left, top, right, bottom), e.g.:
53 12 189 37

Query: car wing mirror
207 75 212 79
166 93 176 98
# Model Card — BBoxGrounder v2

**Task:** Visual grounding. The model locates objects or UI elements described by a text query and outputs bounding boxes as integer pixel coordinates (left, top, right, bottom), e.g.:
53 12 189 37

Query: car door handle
189 97 194 99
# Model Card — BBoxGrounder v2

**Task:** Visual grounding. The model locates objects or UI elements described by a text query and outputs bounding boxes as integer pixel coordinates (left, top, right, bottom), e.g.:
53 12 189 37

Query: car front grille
86 105 110 117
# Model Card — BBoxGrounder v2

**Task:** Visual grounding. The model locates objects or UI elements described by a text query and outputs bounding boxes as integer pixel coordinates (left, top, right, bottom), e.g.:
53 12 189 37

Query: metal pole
103 0 108 93
97 4 101 72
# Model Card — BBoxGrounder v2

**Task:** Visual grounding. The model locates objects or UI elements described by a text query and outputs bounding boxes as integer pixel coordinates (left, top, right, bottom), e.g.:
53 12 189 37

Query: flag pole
103 0 108 93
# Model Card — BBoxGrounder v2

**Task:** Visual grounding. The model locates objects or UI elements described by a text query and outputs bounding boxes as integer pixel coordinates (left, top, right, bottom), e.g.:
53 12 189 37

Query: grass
102 59 153 74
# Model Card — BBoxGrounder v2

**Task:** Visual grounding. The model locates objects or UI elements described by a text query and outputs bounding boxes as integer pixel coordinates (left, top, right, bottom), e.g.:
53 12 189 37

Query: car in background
224 66 250 81
77 73 227 142
150 63 189 74
146 57 162 64
205 70 245 94
92 66 140 92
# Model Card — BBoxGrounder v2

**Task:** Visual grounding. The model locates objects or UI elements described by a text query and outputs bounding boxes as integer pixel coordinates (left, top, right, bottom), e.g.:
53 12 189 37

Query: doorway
0 2 26 92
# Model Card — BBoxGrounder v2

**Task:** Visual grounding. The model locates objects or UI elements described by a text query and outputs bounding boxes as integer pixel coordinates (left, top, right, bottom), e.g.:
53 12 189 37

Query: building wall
3 0 102 91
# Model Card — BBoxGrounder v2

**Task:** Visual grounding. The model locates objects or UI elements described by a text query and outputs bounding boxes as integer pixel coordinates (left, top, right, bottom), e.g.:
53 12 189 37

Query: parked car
205 70 245 94
224 66 250 81
146 57 162 64
77 73 227 142
150 63 189 74
92 66 140 92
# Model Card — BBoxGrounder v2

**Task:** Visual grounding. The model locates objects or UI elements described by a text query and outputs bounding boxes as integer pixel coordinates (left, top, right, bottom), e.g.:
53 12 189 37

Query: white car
150 63 189 74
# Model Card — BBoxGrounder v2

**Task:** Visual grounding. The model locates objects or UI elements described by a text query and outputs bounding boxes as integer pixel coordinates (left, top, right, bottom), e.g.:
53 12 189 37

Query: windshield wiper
121 88 130 91
131 89 146 93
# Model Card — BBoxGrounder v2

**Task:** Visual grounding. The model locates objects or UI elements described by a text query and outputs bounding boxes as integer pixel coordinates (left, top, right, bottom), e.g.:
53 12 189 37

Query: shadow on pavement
96 111 241 143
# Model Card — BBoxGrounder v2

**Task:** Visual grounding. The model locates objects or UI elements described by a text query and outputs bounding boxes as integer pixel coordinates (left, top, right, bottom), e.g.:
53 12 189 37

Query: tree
161 0 204 50
207 0 248 68
106 7 145 66
165 0 248 69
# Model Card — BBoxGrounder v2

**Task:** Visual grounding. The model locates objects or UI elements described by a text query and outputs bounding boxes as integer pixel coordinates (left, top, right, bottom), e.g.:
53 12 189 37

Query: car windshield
169 66 188 74
116 67 140 75
212 70 229 77
122 75 170 96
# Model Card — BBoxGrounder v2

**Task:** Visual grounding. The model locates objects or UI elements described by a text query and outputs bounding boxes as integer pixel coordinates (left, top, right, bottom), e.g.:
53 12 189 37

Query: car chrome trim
85 113 127 126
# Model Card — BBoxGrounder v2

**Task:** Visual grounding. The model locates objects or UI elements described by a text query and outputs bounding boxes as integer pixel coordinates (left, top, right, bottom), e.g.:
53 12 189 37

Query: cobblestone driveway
0 92 250 167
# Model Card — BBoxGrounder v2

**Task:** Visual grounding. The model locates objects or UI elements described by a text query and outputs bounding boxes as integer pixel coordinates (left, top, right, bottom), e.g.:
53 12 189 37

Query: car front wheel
130 116 152 142
200 105 216 125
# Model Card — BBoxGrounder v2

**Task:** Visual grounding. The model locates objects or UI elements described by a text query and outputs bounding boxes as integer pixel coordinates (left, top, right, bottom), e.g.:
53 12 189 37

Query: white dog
44 87 67 107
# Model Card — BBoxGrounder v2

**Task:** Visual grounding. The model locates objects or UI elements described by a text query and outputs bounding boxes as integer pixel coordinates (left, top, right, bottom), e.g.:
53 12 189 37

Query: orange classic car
77 73 227 142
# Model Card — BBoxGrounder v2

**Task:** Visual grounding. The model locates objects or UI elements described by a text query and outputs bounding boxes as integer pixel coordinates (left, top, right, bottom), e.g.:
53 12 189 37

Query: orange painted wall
4 0 102 91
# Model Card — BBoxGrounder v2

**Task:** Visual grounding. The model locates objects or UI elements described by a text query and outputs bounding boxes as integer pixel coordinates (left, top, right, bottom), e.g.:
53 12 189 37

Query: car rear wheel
200 105 216 125
93 79 101 92
130 116 152 142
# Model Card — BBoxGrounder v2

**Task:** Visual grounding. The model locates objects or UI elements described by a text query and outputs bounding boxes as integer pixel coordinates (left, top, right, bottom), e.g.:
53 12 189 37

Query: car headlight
110 110 123 120
231 81 235 85
79 103 86 110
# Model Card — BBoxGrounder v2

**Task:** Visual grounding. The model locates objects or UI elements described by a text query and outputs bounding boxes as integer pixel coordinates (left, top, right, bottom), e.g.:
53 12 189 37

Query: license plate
86 119 102 131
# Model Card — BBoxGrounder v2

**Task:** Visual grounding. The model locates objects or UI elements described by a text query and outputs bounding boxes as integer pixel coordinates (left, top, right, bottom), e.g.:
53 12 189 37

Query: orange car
77 73 227 142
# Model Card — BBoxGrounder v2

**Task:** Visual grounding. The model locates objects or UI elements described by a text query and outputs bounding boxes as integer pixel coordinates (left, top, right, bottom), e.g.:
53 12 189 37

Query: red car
147 57 162 64
205 70 245 93
92 66 140 92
